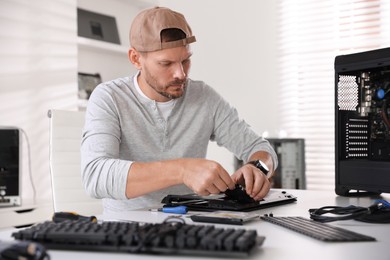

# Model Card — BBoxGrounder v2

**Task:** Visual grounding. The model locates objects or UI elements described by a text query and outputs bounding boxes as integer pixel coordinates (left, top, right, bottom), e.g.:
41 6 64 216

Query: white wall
0 0 279 222
159 0 280 171
78 0 280 137
77 0 280 172
0 0 78 208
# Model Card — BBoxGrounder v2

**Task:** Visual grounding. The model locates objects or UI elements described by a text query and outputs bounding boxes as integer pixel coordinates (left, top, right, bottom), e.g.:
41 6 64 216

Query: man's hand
181 158 236 196
126 158 235 199
231 163 271 201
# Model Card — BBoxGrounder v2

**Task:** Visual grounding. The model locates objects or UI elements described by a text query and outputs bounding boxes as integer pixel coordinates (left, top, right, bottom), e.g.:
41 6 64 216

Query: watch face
258 160 269 172
255 160 269 174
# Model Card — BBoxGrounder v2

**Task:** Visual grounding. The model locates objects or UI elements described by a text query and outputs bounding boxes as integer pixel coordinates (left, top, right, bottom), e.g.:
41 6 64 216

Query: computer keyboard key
200 228 222 250
224 229 245 251
215 229 235 250
236 230 257 251
197 225 214 237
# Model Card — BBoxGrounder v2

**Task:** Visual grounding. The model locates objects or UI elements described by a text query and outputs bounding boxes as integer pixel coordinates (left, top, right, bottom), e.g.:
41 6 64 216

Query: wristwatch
247 159 269 176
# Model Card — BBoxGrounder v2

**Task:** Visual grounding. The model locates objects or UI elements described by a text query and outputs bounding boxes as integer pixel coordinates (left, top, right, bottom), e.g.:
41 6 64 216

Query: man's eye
160 62 171 67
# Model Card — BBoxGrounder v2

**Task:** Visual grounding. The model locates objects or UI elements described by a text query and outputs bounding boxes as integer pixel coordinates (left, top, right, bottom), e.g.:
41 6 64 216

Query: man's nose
173 63 186 79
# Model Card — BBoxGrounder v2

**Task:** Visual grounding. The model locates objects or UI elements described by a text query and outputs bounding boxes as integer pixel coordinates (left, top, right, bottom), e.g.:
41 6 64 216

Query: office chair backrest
48 109 102 216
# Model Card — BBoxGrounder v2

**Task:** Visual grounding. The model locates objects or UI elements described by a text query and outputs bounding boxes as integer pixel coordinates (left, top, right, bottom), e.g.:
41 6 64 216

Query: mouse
224 184 256 203
0 241 49 260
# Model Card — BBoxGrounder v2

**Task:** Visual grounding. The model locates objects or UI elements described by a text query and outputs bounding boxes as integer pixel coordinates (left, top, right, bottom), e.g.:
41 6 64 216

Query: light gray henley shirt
81 76 278 212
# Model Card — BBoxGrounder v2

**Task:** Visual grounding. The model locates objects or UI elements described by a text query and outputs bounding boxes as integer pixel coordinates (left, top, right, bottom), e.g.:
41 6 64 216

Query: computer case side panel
335 47 390 196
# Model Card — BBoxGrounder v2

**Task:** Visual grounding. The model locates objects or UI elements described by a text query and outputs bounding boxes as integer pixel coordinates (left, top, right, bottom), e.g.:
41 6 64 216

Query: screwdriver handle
161 206 188 214
52 212 97 223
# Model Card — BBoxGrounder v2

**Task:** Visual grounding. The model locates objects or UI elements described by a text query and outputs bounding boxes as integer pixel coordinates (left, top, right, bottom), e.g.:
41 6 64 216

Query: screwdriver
52 212 97 223
150 205 188 214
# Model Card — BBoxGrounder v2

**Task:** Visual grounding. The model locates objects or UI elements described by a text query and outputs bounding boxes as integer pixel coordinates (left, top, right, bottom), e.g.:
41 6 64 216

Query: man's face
137 45 192 102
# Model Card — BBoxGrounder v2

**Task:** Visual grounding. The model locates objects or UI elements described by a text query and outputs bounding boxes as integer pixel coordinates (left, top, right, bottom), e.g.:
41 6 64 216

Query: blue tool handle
161 206 188 214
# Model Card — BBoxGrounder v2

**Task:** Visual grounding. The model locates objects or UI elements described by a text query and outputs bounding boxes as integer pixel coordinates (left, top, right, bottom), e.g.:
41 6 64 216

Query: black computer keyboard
12 219 265 257
260 216 376 242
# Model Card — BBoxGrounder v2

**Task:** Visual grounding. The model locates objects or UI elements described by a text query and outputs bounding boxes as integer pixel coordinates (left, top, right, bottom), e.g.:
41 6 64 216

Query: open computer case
335 47 390 196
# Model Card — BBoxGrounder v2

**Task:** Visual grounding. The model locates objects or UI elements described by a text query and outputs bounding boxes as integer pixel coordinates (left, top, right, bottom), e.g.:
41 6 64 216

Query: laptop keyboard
12 219 265 257
261 216 376 242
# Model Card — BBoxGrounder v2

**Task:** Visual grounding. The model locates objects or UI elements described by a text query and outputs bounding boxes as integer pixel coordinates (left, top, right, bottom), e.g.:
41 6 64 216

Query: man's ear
128 48 142 70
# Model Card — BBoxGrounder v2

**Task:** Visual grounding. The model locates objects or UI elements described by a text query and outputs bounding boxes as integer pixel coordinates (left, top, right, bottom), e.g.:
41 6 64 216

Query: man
81 6 278 212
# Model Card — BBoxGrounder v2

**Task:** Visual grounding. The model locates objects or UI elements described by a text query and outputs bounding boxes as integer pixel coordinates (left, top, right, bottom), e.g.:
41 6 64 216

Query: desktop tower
234 138 306 189
0 128 21 207
335 47 390 196
267 138 306 190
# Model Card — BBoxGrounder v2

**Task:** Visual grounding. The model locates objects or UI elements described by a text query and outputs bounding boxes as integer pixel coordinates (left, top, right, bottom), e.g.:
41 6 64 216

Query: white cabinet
0 203 53 229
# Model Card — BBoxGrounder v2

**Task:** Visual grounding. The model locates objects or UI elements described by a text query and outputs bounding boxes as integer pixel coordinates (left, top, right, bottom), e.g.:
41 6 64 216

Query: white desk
1 189 389 260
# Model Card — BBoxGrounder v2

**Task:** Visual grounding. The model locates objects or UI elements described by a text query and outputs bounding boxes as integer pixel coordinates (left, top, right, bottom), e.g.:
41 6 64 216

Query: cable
381 101 390 129
129 216 185 253
309 200 390 223
309 205 369 223
18 127 37 205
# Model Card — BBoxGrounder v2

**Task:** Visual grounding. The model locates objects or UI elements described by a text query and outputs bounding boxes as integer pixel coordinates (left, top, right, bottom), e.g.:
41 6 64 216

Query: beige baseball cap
130 6 196 52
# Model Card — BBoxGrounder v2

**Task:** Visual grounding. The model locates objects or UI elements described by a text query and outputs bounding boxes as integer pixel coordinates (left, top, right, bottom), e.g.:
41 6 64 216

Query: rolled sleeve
80 85 131 200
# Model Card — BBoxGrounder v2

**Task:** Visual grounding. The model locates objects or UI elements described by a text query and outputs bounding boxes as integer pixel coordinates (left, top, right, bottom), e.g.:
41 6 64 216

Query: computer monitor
335 47 390 196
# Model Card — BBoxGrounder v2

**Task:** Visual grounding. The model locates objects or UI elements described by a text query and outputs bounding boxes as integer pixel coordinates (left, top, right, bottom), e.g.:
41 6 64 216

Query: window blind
0 0 78 203
277 0 390 190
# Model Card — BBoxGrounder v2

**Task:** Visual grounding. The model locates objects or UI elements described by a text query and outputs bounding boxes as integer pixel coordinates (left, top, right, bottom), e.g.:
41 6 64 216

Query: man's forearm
125 159 184 199
125 158 236 199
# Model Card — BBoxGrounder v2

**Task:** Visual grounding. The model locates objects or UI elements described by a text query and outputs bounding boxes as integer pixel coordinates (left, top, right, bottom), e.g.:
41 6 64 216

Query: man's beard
144 70 186 100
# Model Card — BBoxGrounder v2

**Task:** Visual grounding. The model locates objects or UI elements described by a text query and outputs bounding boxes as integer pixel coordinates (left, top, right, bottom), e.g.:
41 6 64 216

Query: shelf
77 37 128 55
